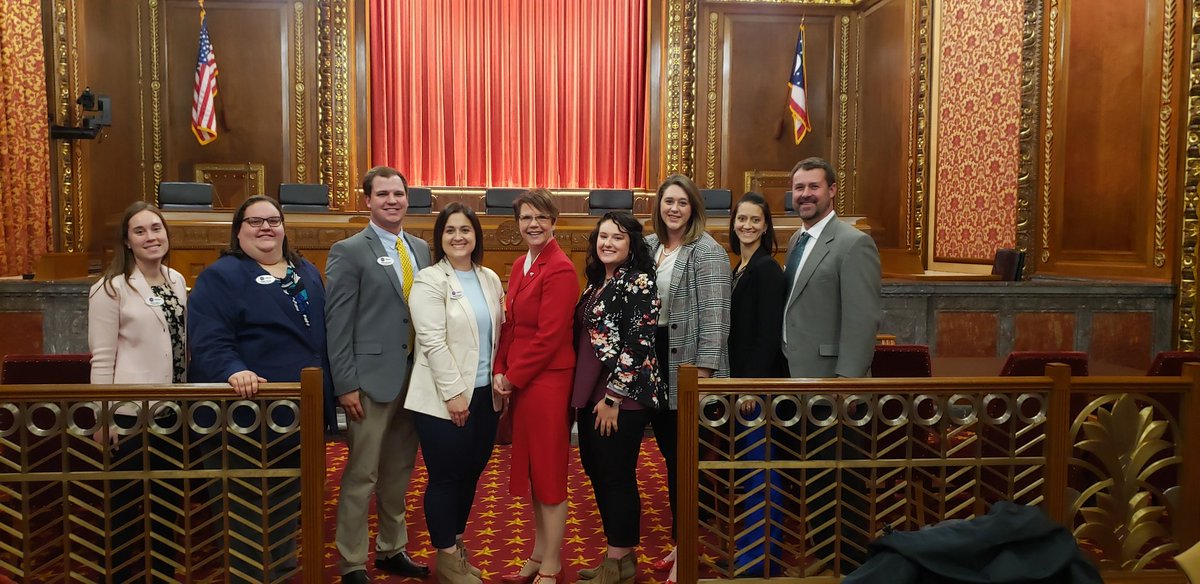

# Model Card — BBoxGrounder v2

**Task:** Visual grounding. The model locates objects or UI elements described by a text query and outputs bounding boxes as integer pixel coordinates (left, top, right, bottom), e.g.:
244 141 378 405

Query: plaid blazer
646 232 731 408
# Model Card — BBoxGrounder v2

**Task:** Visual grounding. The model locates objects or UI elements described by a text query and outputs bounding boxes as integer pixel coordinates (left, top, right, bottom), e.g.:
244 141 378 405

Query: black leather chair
485 188 525 215
587 189 634 216
407 187 434 214
279 183 330 213
158 182 213 210
701 188 732 216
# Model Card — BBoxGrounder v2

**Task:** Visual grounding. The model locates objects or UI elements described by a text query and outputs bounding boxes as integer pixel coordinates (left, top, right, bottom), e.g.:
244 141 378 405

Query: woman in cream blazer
405 204 504 583
86 201 188 582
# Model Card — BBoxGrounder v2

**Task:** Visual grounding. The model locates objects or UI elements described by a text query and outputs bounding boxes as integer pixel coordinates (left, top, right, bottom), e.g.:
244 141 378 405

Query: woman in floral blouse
571 211 668 584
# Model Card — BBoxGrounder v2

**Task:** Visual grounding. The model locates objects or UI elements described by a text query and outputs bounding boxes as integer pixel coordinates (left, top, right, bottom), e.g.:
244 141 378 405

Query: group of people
87 155 881 583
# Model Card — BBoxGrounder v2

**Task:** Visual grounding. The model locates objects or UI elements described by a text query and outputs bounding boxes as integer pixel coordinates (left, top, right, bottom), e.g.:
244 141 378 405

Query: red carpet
325 440 676 583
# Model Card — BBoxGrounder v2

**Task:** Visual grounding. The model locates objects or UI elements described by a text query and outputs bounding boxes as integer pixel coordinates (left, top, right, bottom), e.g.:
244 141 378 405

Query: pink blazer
88 267 188 384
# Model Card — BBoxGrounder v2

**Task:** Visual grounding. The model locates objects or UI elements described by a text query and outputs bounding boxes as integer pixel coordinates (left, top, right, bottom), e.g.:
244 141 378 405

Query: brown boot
574 557 632 584
436 549 482 584
457 538 483 579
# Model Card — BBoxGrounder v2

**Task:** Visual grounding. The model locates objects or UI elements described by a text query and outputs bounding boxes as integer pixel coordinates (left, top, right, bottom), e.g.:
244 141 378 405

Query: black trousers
652 326 679 540
577 405 651 548
109 412 183 583
413 385 499 550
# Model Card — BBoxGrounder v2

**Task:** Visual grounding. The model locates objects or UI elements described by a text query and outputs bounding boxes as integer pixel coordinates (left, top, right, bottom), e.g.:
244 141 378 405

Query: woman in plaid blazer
644 174 731 584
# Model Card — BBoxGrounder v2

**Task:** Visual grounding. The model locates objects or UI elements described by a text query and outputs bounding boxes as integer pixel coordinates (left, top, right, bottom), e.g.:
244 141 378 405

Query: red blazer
494 237 579 390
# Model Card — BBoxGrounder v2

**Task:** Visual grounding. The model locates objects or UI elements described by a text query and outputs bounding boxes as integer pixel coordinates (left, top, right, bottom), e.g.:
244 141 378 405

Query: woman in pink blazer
87 200 188 582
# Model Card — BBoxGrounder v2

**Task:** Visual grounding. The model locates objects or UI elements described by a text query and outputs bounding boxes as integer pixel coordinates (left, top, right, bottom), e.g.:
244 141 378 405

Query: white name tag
377 256 395 266
145 296 165 307
255 274 277 285
450 289 464 299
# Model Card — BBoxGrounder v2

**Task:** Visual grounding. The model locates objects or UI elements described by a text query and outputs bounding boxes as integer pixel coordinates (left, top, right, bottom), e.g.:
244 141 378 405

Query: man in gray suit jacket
781 156 880 575
782 156 881 378
327 166 432 584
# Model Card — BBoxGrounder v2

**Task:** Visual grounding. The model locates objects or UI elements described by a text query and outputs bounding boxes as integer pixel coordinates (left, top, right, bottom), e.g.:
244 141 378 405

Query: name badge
450 289 464 300
145 296 165 307
255 274 277 285
377 256 395 266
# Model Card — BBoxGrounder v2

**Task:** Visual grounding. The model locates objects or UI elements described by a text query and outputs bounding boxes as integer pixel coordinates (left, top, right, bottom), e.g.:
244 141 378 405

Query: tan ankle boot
436 549 482 584
575 557 632 584
457 539 482 578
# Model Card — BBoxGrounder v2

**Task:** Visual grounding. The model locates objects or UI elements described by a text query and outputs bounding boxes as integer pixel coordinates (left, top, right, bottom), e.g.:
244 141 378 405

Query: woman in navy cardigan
187 195 332 581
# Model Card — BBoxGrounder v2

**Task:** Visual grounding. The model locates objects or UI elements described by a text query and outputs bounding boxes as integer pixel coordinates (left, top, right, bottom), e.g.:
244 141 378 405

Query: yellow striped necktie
395 236 414 300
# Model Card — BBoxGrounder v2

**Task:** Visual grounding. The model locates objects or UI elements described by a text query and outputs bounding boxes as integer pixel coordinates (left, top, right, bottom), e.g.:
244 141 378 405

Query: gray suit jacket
646 232 731 408
782 216 881 378
325 226 432 402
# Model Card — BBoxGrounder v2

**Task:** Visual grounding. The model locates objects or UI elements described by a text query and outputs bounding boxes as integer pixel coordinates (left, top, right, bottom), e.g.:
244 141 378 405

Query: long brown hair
96 201 171 298
652 174 707 245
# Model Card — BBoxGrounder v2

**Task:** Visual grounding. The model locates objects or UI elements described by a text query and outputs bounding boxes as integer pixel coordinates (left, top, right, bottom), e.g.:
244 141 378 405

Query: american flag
191 4 218 145
788 25 812 145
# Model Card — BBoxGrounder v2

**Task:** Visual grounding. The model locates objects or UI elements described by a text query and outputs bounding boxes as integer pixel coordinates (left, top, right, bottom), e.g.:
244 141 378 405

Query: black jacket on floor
844 501 1103 584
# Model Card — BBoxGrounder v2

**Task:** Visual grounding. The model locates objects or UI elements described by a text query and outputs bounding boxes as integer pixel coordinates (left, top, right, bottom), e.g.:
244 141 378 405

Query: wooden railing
677 364 1200 583
0 368 325 584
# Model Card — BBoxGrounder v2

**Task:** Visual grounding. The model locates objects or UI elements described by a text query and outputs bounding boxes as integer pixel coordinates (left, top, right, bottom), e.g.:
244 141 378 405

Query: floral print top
149 283 186 383
573 264 667 409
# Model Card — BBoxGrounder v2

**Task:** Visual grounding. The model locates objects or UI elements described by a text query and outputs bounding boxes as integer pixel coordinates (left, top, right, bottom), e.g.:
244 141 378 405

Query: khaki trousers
335 393 419 574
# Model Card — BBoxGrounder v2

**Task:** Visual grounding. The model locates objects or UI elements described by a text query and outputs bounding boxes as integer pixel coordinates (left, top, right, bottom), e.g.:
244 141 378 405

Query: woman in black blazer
728 192 789 577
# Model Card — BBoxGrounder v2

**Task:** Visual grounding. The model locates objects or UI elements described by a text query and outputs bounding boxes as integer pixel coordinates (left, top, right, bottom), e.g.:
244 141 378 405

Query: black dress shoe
341 569 370 584
376 550 431 578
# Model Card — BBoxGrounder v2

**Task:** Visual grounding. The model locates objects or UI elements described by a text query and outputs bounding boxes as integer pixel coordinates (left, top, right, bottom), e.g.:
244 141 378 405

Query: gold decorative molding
705 0 858 4
1039 0 1058 264
294 2 307 182
137 2 149 202
1015 0 1042 267
149 0 164 193
911 0 931 252
1152 0 1177 269
664 0 698 178
836 15 849 216
50 0 84 252
317 0 352 207
1178 0 1200 350
704 11 720 188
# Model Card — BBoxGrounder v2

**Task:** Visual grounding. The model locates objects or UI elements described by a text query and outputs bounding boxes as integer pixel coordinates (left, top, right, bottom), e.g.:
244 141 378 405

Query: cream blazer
405 260 504 420
88 267 188 387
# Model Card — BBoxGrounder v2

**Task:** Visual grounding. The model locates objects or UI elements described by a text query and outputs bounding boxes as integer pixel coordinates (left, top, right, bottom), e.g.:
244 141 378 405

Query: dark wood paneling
695 6 837 196
936 311 999 357
1042 0 1178 279
856 0 912 250
0 313 44 357
165 1 289 192
80 1 147 253
1091 312 1153 371
1014 312 1076 351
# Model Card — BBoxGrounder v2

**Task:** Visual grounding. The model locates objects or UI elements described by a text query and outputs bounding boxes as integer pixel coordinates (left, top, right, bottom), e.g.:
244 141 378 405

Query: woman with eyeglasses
88 201 187 582
494 189 579 584
187 195 333 581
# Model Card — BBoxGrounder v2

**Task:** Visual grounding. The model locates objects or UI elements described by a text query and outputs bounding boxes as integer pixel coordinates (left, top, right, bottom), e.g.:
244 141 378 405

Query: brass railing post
300 367 325 583
1043 362 1071 526
1179 363 1200 548
677 364 699 584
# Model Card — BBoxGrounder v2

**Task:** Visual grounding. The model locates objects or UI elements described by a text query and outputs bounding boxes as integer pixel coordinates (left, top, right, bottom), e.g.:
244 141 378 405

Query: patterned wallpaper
0 0 51 275
932 0 1022 262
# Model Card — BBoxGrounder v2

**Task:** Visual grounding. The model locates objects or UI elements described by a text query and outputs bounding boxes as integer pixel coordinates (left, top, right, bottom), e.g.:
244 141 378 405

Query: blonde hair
652 174 706 245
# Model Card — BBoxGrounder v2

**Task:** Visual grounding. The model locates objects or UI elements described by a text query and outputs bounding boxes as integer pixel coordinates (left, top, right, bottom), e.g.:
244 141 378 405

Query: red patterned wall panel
932 0 1022 262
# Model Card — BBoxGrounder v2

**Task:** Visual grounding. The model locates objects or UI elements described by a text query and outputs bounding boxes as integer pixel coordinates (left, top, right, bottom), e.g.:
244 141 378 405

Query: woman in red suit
493 189 580 584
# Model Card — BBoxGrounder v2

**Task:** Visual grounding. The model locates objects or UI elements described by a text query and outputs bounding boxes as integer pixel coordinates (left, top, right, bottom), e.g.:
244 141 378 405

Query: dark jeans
109 412 183 583
413 385 499 550
653 326 678 540
577 405 651 548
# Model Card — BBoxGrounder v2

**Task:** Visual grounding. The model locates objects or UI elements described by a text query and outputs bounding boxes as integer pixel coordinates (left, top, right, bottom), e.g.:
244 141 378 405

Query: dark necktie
784 232 812 295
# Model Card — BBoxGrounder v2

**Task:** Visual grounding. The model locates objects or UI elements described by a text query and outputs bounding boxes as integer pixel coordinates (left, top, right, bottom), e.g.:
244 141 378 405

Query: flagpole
777 17 806 141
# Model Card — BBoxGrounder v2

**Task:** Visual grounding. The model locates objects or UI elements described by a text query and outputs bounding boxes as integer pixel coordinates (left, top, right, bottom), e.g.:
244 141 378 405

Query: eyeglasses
242 216 283 228
518 214 553 225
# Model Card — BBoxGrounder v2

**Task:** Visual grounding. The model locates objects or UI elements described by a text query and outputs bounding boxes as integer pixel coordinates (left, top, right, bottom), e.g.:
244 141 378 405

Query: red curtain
369 0 647 189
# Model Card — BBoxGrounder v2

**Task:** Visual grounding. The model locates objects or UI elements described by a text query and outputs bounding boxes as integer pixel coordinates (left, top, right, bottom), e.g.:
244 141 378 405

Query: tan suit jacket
88 267 188 384
405 260 504 419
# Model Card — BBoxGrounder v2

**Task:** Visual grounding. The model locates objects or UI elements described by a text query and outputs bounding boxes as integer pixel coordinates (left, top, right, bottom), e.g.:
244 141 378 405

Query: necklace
656 245 680 268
